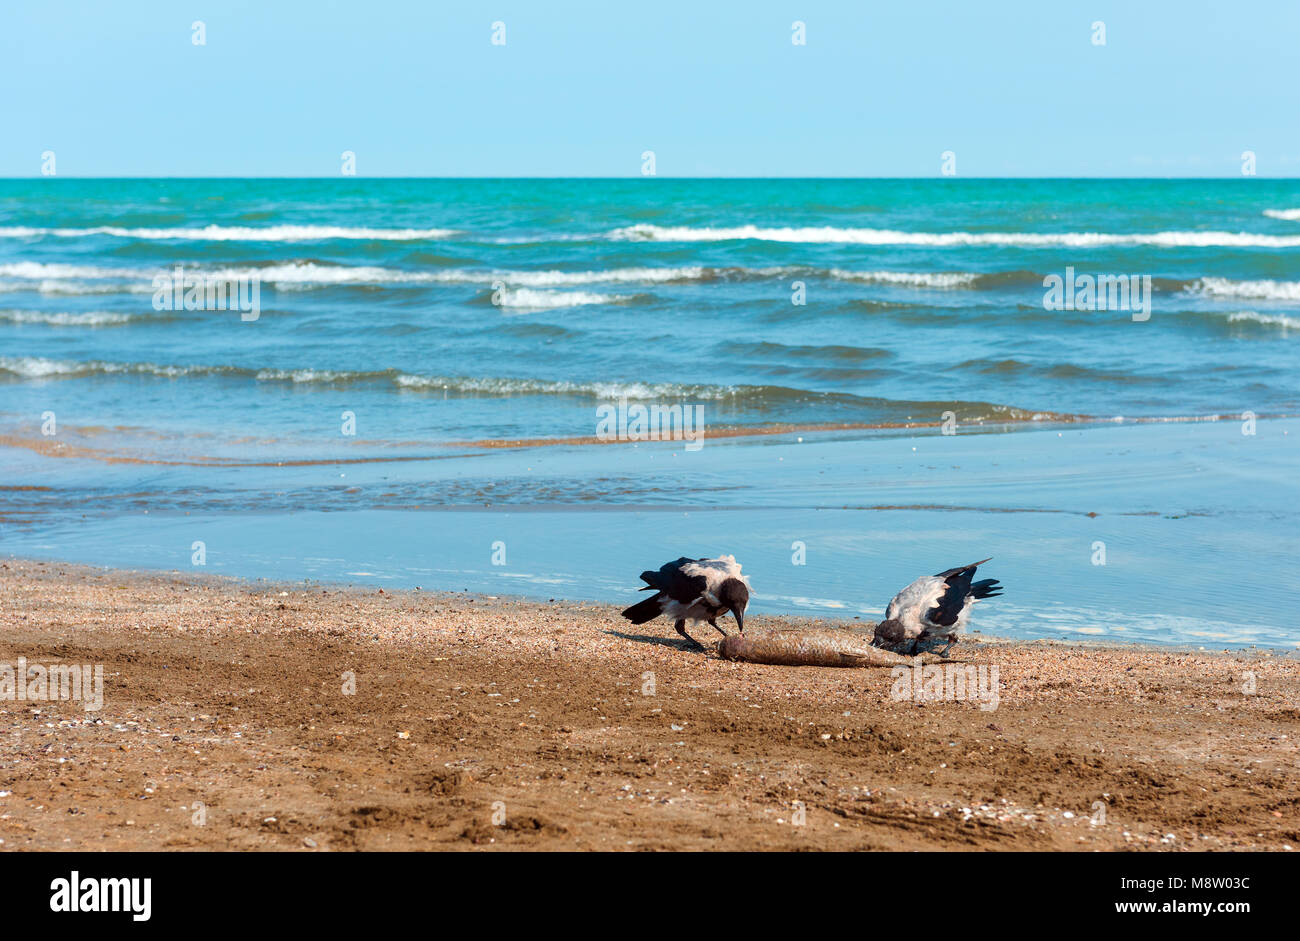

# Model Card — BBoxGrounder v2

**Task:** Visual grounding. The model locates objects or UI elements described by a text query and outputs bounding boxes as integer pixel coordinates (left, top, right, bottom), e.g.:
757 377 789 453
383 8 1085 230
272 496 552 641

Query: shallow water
4 417 1296 648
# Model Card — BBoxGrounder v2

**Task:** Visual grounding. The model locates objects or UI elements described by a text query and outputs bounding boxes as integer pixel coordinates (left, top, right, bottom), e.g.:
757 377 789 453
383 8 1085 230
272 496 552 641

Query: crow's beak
731 607 745 633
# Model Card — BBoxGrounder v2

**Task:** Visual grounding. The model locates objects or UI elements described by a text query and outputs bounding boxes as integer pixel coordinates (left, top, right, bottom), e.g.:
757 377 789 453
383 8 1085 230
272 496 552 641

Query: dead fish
718 629 910 667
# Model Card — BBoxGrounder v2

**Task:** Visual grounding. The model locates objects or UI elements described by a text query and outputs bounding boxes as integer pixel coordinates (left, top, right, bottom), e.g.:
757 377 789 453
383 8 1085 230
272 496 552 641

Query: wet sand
1 557 1298 851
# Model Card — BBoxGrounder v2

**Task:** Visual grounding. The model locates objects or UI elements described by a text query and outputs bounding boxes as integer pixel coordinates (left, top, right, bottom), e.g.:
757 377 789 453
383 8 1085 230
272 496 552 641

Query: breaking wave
0 260 1056 294
1225 311 1300 330
609 223 1300 248
491 288 630 310
827 269 980 288
0 309 140 326
1183 277 1300 301
0 224 458 241
0 355 1086 423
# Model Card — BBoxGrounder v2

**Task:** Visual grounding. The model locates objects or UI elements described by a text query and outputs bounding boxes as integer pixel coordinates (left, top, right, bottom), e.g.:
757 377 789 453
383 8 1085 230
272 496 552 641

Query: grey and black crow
621 555 750 650
871 558 1002 657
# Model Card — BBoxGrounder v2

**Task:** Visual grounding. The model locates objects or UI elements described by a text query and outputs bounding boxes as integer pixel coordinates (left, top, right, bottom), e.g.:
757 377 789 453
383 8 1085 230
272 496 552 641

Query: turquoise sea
1 179 1297 646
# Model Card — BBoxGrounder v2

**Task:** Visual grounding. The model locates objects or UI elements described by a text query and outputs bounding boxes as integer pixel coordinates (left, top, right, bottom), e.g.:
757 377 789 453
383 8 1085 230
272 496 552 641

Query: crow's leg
707 618 729 638
937 634 959 658
675 619 705 651
912 635 941 657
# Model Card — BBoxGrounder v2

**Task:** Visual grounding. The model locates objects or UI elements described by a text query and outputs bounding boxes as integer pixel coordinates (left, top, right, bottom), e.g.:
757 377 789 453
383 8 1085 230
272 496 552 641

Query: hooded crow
621 555 751 651
871 558 1001 657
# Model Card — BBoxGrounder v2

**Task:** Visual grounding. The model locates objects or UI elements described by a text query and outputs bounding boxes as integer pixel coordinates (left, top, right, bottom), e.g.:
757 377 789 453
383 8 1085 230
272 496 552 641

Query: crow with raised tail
621 555 750 651
871 558 1002 657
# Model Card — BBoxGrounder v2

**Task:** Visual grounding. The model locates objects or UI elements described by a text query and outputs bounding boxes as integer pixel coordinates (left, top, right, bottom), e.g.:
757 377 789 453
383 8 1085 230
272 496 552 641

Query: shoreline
7 555 1299 657
4 417 1297 649
2 409 1294 467
2 558 1298 851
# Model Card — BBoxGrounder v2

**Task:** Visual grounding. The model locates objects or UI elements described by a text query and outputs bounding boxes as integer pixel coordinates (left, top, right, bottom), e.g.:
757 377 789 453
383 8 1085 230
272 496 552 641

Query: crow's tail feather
622 595 664 624
970 578 1002 600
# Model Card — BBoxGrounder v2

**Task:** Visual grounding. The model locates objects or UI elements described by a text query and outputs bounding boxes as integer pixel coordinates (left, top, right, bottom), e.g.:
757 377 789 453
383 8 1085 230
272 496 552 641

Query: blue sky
4 0 1298 177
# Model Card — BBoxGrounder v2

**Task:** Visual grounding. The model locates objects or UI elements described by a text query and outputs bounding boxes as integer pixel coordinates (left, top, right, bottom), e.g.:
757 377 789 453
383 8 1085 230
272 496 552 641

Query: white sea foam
1185 277 1300 301
0 356 86 378
0 310 137 326
230 263 430 285
0 356 213 379
253 367 354 383
0 261 705 291
0 261 157 295
20 259 1300 312
258 369 738 399
484 266 705 286
0 260 1007 294
0 260 430 289
43 281 152 295
12 218 1300 246
0 262 149 280
393 374 737 398
1227 311 1300 329
0 224 458 241
610 223 1300 248
828 269 980 287
254 264 706 288
492 287 628 310
0 355 741 399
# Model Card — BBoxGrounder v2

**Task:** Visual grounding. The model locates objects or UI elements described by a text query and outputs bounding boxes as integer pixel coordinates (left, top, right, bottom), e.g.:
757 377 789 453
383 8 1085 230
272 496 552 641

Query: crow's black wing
639 557 708 604
927 581 969 627
639 557 692 589
926 559 991 627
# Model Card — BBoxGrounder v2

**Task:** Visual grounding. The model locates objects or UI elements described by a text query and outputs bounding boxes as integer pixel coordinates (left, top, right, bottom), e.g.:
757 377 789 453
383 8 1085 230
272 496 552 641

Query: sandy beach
2 557 1297 852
